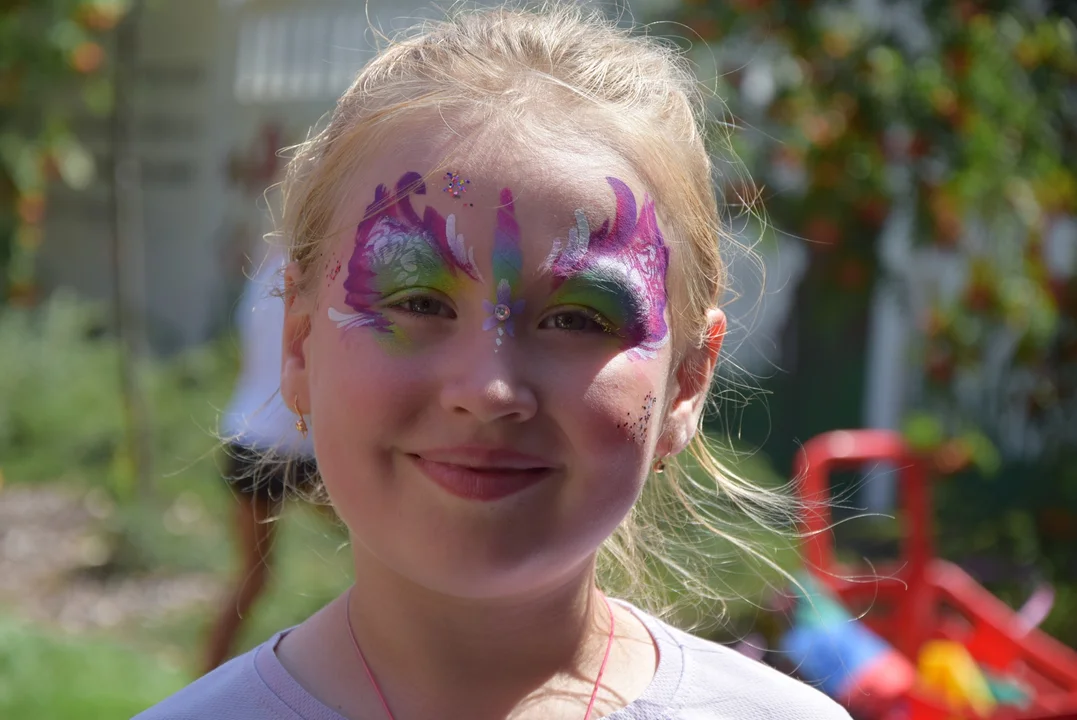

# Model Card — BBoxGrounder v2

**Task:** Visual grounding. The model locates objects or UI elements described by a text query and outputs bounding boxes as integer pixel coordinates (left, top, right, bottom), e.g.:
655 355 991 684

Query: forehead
338 127 648 232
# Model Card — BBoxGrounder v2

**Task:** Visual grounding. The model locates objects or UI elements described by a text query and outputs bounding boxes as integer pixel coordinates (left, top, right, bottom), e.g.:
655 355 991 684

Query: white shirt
134 601 851 719
220 257 314 458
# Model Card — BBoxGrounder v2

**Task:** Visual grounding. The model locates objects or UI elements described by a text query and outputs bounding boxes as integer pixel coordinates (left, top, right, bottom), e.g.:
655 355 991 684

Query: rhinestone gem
493 304 511 321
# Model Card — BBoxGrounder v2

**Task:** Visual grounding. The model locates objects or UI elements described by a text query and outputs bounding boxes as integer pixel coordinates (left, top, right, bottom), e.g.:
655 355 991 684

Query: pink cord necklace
345 587 616 720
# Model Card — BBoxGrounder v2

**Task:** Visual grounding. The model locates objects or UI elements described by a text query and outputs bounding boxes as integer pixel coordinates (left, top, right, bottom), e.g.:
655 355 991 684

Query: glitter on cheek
615 392 657 444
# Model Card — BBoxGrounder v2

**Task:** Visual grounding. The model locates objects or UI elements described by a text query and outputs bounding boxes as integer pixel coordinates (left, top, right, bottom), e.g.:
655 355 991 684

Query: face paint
481 188 525 351
616 392 656 443
329 171 482 341
547 263 648 342
327 257 342 284
541 178 670 359
540 209 590 275
443 171 470 199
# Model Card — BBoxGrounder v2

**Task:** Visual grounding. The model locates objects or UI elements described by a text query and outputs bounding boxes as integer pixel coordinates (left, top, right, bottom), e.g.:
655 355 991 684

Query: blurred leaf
961 430 1002 476
53 137 94 189
0 0 127 295
903 412 946 452
81 73 113 114
47 19 88 55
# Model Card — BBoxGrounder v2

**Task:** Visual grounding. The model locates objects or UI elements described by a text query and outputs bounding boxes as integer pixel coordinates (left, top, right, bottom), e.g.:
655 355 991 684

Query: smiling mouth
408 454 553 501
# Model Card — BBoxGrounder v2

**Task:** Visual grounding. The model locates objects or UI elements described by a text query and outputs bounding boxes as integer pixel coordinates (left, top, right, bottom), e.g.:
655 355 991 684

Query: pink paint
339 172 481 332
543 178 670 358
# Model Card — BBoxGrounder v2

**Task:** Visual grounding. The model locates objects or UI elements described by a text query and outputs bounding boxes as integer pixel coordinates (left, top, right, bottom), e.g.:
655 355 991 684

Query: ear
281 262 313 416
659 308 726 457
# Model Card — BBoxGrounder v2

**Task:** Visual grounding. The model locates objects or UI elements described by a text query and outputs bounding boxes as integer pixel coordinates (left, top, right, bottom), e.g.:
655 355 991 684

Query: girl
138 5 850 719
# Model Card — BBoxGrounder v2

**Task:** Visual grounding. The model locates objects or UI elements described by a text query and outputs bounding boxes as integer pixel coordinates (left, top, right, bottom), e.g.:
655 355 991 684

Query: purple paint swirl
543 177 670 358
334 172 481 333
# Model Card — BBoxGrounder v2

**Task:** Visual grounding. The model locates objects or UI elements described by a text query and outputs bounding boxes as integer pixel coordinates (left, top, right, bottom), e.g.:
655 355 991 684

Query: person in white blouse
202 242 320 673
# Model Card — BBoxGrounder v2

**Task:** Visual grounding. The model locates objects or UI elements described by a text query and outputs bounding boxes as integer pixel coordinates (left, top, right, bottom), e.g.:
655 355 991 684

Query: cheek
553 362 665 542
566 360 665 472
305 319 431 469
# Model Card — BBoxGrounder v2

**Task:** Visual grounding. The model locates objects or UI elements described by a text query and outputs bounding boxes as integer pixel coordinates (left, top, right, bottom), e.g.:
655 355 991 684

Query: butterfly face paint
328 171 482 345
482 188 525 352
541 177 670 359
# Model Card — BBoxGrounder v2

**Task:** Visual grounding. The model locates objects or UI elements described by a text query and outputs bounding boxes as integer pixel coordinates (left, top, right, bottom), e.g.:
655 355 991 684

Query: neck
345 545 611 718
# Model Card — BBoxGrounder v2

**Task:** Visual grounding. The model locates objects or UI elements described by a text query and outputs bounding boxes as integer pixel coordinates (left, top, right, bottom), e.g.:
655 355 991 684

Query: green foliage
0 291 355 709
0 0 128 300
903 411 1000 474
0 291 238 493
0 291 125 484
672 0 1076 444
0 612 186 719
0 291 244 583
933 459 1077 646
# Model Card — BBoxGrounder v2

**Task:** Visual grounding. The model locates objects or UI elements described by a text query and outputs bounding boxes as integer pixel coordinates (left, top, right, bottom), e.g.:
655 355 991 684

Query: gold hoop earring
652 457 666 474
293 395 308 438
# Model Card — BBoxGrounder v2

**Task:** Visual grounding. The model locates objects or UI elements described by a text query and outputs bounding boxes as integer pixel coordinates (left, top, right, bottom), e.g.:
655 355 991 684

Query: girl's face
283 138 711 599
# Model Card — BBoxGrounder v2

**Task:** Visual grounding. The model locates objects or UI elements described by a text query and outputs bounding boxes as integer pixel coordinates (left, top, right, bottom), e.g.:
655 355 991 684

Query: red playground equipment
793 429 1077 720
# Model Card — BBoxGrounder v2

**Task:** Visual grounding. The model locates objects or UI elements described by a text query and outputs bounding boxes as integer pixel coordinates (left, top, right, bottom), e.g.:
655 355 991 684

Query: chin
357 531 547 596
403 538 602 601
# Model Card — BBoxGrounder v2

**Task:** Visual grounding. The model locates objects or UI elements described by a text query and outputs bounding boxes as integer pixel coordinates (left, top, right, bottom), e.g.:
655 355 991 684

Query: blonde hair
277 2 800 629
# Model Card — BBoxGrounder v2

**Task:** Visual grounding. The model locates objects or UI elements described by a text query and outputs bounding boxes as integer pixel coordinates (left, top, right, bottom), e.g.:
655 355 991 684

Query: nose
439 346 539 424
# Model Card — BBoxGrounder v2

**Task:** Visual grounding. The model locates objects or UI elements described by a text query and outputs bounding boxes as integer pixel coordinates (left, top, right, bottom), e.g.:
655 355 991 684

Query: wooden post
109 0 154 501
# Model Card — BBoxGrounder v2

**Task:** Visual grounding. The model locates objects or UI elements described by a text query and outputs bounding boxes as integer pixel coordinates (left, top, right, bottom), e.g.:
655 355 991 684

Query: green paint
547 264 648 342
366 233 463 354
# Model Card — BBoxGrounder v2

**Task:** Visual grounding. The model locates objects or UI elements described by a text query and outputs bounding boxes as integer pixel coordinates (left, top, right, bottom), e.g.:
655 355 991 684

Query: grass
0 499 353 718
0 613 187 719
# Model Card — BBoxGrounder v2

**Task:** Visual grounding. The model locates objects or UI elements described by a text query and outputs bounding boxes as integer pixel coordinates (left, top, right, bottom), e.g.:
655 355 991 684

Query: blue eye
539 308 617 334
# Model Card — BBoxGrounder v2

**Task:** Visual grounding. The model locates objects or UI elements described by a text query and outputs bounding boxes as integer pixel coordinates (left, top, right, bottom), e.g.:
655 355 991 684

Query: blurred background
0 0 1074 717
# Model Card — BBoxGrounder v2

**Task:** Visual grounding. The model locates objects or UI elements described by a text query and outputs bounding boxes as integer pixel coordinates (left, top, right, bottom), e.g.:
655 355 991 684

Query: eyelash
386 294 618 336
539 307 619 335
386 292 457 319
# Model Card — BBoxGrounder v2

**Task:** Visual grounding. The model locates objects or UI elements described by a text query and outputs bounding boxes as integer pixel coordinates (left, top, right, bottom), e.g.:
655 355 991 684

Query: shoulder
131 643 293 720
641 612 851 720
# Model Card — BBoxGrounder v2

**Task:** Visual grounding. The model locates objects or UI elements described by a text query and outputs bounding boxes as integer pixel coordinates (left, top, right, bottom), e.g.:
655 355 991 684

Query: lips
408 447 555 501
